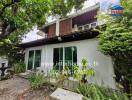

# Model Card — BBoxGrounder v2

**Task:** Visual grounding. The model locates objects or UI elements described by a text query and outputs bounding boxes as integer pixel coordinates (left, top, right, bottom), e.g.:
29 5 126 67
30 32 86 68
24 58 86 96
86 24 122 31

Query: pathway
0 76 30 100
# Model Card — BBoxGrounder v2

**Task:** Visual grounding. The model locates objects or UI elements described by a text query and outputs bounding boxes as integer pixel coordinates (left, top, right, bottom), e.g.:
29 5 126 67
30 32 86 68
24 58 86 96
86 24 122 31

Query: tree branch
0 24 16 39
0 0 20 16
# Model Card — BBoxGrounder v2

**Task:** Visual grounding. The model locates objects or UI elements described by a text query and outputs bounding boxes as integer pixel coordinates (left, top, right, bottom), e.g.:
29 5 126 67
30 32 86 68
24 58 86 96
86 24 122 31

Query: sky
22 0 120 43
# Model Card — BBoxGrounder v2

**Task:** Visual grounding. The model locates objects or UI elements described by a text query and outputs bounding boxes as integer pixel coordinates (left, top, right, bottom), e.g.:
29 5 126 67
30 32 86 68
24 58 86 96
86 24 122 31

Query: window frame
53 46 77 75
27 49 42 70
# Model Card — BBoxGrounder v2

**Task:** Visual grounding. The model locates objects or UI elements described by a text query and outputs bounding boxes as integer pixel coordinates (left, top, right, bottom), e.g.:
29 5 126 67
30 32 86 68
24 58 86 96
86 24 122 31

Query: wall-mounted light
58 36 62 41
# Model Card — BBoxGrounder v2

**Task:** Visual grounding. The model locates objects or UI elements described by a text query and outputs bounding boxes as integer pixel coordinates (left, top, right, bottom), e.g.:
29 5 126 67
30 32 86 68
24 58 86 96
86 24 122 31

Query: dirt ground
0 76 54 100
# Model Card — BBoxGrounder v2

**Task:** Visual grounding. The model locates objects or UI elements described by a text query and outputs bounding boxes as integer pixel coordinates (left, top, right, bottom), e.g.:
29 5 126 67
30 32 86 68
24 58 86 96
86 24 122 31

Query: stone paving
0 76 30 100
50 88 83 100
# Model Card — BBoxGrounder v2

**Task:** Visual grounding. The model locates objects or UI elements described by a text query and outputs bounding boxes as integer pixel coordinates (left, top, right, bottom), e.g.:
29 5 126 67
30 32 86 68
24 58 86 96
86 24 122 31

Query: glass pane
28 50 34 70
65 47 72 75
34 50 41 68
65 47 72 66
72 46 77 74
59 48 63 71
53 48 63 71
65 46 77 76
53 48 59 70
73 46 77 65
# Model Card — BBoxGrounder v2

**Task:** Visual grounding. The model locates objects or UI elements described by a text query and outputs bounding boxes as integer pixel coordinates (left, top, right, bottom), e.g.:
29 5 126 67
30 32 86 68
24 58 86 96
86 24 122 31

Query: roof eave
20 29 99 48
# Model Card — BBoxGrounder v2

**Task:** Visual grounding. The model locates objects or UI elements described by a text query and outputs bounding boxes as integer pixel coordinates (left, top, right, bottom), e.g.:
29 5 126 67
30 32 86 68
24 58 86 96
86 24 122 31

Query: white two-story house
21 4 116 89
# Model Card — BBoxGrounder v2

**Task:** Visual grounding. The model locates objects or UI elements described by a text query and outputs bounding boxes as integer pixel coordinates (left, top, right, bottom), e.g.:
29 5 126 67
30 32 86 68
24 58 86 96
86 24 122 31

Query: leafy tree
98 0 132 93
0 0 85 66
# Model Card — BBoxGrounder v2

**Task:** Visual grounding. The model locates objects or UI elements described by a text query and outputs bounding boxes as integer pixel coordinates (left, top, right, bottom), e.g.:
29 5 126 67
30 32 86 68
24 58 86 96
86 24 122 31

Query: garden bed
0 74 129 100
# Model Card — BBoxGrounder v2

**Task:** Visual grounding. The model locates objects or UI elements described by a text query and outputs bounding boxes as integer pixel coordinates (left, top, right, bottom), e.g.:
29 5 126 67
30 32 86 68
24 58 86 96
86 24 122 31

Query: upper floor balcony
37 3 100 39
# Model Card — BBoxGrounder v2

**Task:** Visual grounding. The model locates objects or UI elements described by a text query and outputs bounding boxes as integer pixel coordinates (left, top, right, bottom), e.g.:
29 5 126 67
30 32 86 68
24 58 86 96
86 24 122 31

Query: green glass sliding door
27 50 41 70
53 46 77 75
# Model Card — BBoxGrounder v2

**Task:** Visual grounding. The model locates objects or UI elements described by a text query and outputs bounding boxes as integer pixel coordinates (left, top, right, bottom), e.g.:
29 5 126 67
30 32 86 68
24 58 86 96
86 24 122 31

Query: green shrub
77 84 129 100
28 71 46 89
73 59 95 83
49 69 60 79
49 67 70 87
14 62 26 74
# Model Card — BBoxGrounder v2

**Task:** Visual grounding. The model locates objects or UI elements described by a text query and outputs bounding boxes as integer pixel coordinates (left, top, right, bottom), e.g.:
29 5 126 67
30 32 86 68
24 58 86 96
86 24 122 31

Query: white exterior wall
24 38 116 89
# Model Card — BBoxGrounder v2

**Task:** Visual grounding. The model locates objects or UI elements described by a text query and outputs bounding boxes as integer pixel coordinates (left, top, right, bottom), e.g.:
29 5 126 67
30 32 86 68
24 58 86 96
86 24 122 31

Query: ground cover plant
77 83 129 100
28 71 46 89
